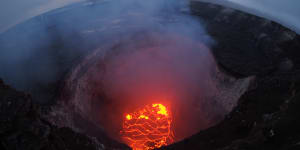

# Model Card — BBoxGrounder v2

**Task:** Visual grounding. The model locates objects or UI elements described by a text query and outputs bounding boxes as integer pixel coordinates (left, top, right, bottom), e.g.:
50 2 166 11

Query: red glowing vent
121 103 174 150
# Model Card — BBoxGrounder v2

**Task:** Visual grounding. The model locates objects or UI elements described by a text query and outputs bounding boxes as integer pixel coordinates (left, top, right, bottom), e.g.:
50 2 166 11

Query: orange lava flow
121 103 174 150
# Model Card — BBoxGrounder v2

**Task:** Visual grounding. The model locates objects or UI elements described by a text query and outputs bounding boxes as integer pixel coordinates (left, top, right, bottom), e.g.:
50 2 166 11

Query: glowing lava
121 103 174 150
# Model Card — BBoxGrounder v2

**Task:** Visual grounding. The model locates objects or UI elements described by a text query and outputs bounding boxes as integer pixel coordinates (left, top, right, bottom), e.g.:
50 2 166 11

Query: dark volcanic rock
190 1 297 78
160 1 300 150
161 42 300 150
0 79 130 150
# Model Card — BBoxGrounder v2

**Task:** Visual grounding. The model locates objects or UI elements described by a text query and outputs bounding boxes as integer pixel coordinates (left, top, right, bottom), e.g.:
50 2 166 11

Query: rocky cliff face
160 2 300 150
0 79 130 150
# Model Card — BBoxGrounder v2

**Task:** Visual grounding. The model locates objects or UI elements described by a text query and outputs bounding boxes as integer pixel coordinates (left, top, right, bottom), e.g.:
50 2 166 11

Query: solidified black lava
0 1 300 150
160 2 300 150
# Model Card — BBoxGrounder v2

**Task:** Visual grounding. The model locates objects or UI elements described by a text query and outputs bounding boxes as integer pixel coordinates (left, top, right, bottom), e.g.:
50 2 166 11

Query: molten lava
121 103 174 150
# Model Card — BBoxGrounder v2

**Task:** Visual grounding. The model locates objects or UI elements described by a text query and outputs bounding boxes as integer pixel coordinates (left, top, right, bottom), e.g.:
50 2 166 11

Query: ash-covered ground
1 1 300 150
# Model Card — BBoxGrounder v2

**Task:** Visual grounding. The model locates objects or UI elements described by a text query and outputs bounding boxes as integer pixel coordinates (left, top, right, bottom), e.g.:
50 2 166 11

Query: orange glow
152 104 168 116
121 103 174 150
126 114 133 120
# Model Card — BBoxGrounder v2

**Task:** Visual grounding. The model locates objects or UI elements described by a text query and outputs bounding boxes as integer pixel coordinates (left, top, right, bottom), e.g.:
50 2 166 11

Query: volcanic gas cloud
50 0 249 150
98 33 217 147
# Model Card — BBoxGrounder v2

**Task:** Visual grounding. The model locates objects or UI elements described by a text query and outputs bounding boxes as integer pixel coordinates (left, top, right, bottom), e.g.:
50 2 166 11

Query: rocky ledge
0 79 129 150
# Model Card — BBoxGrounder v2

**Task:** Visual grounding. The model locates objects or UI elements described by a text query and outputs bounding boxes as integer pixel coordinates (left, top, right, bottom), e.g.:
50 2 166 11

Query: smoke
0 0 212 104
96 0 215 105
0 0 100 103
52 0 224 142
100 33 216 140
0 0 250 144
